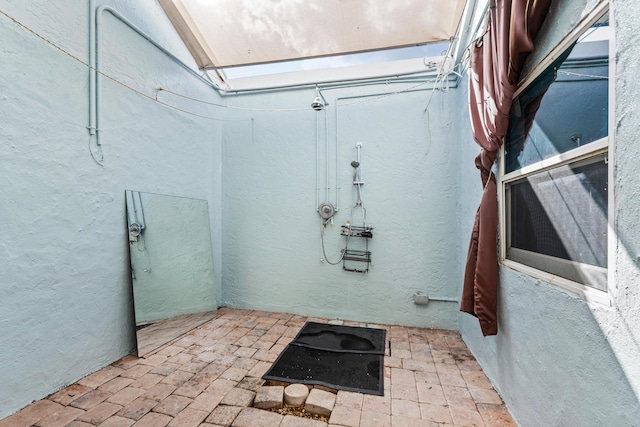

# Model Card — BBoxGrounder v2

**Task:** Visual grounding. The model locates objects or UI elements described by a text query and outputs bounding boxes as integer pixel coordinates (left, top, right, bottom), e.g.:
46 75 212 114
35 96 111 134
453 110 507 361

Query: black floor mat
263 321 386 395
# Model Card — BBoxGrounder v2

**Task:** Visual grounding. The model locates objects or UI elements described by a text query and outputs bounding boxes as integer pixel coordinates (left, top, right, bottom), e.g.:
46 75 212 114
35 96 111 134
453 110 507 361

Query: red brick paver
0 309 516 427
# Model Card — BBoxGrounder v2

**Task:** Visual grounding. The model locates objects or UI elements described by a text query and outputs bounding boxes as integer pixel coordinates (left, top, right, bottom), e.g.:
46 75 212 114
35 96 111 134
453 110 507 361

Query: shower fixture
126 191 147 243
129 223 142 241
311 85 328 111
571 133 583 146
318 202 336 220
341 145 373 272
311 97 323 111
319 142 373 273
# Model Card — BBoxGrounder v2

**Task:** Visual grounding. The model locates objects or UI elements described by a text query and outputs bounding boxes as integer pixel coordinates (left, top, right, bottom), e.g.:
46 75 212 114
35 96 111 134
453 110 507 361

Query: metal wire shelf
341 225 373 273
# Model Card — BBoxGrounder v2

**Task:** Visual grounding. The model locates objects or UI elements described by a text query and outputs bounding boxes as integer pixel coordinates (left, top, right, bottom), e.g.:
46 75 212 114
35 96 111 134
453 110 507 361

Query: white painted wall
220 83 462 329
0 0 223 417
2 0 638 424
457 1 640 425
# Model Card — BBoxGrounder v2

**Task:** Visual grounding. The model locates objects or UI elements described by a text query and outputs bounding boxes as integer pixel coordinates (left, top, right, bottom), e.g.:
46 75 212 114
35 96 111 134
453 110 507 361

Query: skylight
158 0 469 89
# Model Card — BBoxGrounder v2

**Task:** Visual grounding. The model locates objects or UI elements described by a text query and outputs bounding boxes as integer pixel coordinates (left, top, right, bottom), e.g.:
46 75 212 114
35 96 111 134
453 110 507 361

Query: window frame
498 2 614 305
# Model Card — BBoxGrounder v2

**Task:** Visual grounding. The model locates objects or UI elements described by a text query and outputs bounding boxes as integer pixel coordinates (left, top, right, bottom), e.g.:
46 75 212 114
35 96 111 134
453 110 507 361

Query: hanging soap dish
340 225 374 238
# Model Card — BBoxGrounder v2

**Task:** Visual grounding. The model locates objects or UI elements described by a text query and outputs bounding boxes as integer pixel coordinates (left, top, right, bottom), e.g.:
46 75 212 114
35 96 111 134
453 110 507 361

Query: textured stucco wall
3 0 638 423
0 0 223 417
458 1 640 425
220 84 462 328
453 73 481 288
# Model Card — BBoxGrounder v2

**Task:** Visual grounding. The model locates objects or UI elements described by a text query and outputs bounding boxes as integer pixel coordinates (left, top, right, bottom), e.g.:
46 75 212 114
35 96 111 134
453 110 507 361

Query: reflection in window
505 13 609 173
503 12 610 291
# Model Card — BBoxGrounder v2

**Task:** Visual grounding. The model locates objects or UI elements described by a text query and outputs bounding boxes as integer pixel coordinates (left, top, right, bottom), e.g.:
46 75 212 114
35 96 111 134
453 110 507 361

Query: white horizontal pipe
428 297 458 302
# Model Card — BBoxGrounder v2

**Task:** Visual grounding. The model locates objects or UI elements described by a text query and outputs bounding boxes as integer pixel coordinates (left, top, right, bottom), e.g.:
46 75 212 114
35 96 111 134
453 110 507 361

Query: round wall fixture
318 202 335 220
129 223 142 237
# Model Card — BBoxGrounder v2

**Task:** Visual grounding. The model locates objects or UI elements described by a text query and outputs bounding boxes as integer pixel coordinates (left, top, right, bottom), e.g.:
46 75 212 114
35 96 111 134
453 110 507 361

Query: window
501 9 611 295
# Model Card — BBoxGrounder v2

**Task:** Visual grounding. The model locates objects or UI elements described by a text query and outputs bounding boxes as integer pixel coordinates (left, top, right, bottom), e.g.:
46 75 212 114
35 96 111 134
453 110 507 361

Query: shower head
311 85 328 111
351 161 360 168
311 96 324 111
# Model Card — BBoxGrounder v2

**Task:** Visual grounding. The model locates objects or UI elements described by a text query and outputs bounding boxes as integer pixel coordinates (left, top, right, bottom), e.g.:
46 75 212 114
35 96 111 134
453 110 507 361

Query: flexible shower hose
320 161 366 265
320 221 350 265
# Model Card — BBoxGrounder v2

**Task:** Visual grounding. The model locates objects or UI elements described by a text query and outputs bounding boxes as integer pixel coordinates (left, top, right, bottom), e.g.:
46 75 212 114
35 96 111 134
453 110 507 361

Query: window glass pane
505 14 609 173
507 155 608 270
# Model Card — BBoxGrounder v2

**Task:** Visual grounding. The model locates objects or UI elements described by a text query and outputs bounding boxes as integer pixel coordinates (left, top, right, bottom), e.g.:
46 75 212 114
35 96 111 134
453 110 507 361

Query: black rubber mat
292 321 386 354
263 321 386 395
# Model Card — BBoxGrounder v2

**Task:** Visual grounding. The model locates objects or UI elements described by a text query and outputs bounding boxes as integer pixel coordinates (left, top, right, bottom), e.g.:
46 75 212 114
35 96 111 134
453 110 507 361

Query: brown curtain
461 0 551 336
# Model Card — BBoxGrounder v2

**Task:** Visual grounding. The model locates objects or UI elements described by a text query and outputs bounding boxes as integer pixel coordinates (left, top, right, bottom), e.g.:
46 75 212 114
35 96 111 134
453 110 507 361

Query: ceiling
158 0 470 87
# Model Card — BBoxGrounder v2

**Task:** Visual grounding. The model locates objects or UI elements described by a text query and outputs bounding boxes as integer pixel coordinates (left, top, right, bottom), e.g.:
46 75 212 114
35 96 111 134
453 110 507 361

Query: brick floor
0 308 517 427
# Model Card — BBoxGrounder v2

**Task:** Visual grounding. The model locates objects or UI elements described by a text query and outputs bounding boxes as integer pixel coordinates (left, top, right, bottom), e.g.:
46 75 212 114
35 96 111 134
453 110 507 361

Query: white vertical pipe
356 142 363 187
96 6 104 147
88 0 97 140
335 99 340 212
335 100 339 212
325 109 329 203
316 111 320 210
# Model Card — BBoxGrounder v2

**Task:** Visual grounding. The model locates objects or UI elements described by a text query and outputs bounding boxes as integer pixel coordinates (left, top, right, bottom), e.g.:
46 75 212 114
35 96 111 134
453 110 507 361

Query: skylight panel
159 0 467 69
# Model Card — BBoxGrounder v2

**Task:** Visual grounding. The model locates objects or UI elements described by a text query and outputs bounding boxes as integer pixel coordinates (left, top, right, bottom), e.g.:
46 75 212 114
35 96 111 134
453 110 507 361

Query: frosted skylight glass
159 0 466 69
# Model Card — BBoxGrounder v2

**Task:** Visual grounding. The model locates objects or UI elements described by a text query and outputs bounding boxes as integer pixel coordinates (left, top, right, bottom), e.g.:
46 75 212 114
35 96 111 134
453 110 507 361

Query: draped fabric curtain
461 0 551 336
